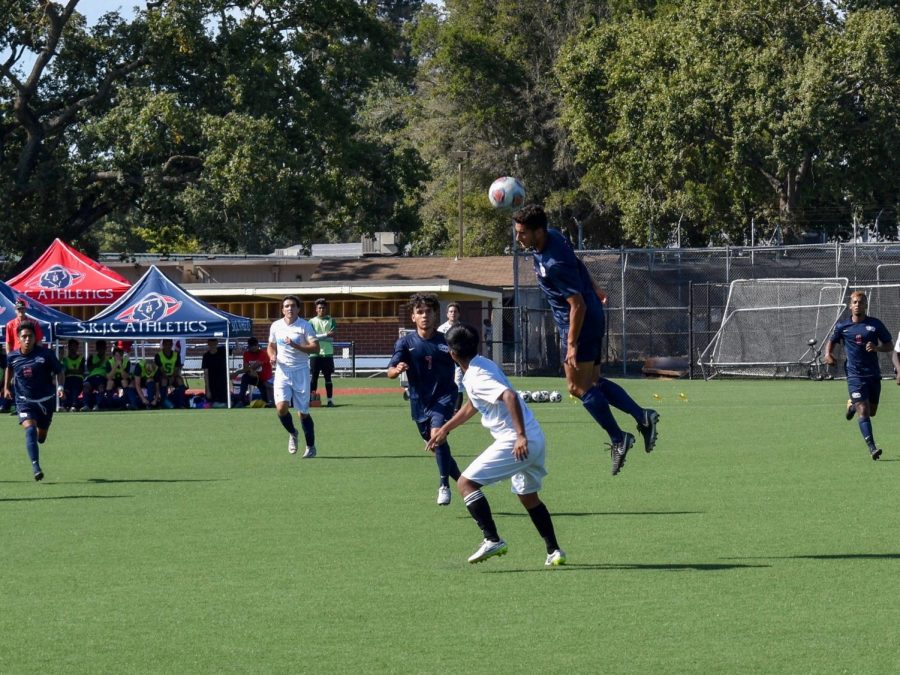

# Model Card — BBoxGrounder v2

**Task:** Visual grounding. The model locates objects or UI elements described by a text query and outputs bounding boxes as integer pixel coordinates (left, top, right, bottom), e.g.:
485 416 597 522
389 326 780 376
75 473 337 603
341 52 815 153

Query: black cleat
845 400 856 421
32 462 44 481
610 432 635 476
637 409 660 452
869 446 883 461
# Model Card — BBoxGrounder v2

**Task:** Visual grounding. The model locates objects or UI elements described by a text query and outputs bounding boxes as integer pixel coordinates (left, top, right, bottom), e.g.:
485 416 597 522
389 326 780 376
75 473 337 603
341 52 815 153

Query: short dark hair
445 323 480 359
315 298 327 307
446 302 461 312
67 339 79 347
16 320 37 337
247 336 259 346
409 293 439 314
512 204 548 231
282 295 301 308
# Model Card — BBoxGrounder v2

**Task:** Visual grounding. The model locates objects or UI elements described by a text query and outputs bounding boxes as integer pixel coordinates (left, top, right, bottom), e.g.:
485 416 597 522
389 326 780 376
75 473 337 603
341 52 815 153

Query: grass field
2 376 900 673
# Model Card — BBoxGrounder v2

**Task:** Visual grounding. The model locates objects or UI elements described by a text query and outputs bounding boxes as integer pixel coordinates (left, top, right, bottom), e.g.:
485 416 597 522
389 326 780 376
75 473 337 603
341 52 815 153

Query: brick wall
250 319 403 354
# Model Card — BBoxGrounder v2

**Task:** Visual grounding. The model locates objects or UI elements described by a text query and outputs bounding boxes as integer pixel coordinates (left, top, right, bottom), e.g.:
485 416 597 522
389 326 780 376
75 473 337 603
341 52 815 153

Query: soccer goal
699 277 849 379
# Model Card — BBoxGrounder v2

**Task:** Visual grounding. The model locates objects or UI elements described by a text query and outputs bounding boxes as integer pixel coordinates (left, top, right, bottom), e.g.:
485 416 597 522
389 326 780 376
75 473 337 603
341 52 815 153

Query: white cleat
467 538 508 564
437 485 451 506
545 549 567 567
288 431 299 455
302 445 317 459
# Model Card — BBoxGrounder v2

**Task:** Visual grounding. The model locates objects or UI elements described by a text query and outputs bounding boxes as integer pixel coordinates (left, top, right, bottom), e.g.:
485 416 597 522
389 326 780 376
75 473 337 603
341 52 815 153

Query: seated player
427 323 565 566
82 339 109 411
154 339 187 408
61 339 85 412
126 359 160 410
105 346 131 409
234 337 272 407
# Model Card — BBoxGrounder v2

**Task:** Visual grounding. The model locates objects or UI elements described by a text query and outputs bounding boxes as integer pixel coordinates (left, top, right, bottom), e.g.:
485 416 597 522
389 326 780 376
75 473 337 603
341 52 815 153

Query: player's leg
510 432 564 565
309 357 321 401
852 379 881 459
421 414 460 506
458 475 507 563
18 414 43 481
292 369 316 458
322 356 334 406
272 369 300 453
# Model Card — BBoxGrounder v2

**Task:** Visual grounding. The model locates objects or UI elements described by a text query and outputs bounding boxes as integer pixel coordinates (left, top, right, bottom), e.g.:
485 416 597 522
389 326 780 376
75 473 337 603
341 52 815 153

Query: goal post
699 278 849 379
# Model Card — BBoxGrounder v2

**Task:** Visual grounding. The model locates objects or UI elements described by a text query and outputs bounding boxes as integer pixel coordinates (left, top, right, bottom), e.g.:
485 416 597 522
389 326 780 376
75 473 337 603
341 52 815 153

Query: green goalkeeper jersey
309 315 336 356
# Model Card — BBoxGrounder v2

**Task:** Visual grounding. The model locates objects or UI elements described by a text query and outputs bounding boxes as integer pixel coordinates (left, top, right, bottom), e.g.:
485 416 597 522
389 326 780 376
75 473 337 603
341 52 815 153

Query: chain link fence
508 242 900 378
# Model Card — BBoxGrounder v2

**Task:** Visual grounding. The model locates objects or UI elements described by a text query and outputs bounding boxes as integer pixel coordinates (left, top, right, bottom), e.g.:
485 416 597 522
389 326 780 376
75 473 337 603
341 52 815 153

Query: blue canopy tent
54 265 253 406
0 279 77 341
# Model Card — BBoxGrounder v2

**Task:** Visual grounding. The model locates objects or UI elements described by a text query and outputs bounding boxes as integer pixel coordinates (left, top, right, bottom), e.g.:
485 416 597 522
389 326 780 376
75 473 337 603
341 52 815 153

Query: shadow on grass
492 510 704 517
0 494 131 503
724 553 900 561
315 455 477 460
85 478 224 484
484 562 770 573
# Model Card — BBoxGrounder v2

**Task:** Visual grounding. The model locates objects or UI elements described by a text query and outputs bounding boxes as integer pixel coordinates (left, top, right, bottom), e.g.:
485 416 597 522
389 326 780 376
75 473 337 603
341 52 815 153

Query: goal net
699 278 848 379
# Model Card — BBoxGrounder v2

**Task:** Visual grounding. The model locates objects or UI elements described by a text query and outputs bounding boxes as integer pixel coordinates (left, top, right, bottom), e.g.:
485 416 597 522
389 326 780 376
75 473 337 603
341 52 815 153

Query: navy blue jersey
532 228 604 335
390 330 456 420
7 345 62 401
829 317 892 378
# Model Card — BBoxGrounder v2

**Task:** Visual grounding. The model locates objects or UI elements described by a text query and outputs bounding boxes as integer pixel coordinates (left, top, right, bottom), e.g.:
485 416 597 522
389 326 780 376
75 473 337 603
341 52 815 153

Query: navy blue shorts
415 406 453 441
848 376 881 407
559 330 604 365
17 401 55 430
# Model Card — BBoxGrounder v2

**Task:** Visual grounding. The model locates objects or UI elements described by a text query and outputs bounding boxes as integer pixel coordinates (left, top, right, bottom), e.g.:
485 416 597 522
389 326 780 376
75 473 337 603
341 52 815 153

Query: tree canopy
1 0 898 269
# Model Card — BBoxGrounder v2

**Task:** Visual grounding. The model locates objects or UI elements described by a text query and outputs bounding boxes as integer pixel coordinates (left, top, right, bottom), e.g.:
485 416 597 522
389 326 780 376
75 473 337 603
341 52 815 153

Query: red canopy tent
7 238 131 305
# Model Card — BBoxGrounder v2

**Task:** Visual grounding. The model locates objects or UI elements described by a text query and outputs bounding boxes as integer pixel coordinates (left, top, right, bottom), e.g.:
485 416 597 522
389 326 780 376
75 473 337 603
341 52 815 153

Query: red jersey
5 317 44 352
243 348 272 382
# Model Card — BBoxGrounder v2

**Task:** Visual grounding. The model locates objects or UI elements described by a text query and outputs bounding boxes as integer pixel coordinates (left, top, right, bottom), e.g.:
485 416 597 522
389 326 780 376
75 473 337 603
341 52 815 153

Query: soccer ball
534 390 549 403
488 176 526 210
549 391 562 403
519 391 531 402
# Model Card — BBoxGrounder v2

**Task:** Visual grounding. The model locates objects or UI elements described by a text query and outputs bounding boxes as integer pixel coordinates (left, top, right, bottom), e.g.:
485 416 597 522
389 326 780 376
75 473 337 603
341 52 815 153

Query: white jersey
895 334 900 353
437 320 456 334
462 355 542 442
269 318 317 370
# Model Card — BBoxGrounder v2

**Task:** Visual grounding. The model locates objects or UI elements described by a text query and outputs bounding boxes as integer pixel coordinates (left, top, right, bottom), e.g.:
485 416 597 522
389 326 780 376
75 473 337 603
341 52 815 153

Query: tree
0 0 428 272
557 0 900 245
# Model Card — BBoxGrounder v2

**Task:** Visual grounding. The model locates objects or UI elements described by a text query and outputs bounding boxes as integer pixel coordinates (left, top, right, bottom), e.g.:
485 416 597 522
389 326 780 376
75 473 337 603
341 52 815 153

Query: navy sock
526 501 560 554
859 417 875 447
598 378 644 421
581 385 623 442
300 414 315 446
24 426 39 464
464 490 499 541
434 443 461 484
279 413 297 435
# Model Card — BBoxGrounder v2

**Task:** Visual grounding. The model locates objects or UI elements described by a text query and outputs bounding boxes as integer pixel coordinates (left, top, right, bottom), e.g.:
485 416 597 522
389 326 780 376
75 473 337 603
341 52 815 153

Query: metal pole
688 281 694 380
457 160 464 258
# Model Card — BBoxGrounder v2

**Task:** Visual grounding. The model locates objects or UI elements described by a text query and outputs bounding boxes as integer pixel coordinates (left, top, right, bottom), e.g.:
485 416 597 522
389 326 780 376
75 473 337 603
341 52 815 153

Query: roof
308 256 518 288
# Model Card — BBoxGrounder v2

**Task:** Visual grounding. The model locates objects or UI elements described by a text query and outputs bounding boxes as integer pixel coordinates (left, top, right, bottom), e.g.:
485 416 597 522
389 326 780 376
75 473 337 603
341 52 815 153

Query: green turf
2 377 900 673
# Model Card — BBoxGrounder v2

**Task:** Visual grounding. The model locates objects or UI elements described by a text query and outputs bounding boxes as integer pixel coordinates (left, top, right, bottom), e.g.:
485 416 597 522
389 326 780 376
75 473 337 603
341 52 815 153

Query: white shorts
273 367 310 414
462 431 547 495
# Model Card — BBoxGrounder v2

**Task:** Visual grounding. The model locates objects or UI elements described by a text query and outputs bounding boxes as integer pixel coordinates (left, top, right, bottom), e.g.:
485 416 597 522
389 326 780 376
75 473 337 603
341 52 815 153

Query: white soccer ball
488 176 526 210
519 390 531 402
549 391 562 403
534 390 548 403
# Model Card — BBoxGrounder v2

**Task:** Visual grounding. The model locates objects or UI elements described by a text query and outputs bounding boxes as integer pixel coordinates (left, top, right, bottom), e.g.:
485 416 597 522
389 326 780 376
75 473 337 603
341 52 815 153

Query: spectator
61 339 85 412
234 337 272 407
105 346 131 409
202 338 229 407
5 299 43 354
154 338 187 408
309 298 337 407
482 317 493 356
82 339 109 411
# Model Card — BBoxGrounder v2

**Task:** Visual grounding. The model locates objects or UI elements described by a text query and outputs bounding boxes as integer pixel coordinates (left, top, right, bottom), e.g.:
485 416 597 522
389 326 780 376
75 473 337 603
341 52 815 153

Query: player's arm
500 388 530 460
291 335 319 354
892 345 900 384
823 335 838 365
3 363 11 399
565 292 587 366
267 341 277 364
426 400 478 450
386 343 407 379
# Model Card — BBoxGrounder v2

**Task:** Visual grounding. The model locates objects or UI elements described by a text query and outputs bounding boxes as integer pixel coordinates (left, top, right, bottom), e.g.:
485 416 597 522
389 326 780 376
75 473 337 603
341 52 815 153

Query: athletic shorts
17 401 54 430
415 405 454 441
848 376 881 407
462 430 547 495
311 355 335 377
273 367 311 414
559 329 604 365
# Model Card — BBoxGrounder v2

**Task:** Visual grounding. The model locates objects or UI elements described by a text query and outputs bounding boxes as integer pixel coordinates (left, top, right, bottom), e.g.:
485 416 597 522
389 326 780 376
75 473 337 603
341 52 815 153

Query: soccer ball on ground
519 391 531 402
488 176 526 210
549 391 562 403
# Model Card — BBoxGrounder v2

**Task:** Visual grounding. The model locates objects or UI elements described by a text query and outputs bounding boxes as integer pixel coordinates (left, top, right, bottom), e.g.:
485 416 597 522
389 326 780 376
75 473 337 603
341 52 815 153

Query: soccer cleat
869 446 883 461
32 462 44 482
845 400 856 421
326 400 334 407
545 549 567 567
302 445 317 459
288 431 299 455
467 538 508 564
80 405 91 412
437 485 451 506
637 409 660 453
610 432 635 476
